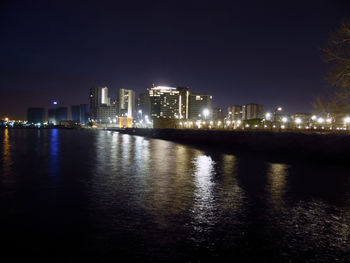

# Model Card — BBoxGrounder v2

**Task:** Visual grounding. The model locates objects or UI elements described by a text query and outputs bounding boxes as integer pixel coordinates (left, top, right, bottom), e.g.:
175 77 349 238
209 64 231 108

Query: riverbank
110 128 350 164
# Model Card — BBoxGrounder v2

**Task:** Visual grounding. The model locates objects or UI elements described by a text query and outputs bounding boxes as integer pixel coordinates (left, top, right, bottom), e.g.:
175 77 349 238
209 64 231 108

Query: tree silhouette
315 18 350 114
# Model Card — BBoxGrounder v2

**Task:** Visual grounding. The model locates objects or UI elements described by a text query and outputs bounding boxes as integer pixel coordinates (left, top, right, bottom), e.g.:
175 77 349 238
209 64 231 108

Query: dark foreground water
0 129 349 262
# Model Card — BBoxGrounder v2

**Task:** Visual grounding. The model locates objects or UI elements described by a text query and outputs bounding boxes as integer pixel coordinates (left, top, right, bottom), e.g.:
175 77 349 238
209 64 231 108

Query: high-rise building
56 107 68 123
27 108 45 124
213 108 224 120
48 109 57 125
136 93 151 120
188 93 212 119
89 86 117 123
90 86 110 108
47 107 67 125
178 87 190 119
227 105 243 121
242 103 263 120
94 106 118 123
148 85 189 119
80 104 89 124
119 89 135 118
71 105 80 122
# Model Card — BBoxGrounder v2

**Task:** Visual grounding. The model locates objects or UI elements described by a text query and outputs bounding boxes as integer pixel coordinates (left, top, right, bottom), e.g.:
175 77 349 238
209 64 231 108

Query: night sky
1 0 349 119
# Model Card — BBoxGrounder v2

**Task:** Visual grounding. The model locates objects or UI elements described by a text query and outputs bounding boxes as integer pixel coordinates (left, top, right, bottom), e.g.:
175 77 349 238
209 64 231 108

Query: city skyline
2 2 350 262
1 1 350 119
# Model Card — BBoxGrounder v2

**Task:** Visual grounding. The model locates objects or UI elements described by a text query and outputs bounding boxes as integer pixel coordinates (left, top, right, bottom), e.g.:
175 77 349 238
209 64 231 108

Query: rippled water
0 129 349 262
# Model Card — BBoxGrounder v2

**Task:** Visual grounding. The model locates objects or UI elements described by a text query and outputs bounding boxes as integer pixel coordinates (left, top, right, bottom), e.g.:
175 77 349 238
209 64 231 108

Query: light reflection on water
0 129 350 262
192 154 216 229
2 128 12 175
268 163 288 209
49 129 60 176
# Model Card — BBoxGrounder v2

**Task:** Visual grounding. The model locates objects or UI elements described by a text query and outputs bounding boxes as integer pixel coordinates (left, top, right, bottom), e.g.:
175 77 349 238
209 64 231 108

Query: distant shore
109 128 350 164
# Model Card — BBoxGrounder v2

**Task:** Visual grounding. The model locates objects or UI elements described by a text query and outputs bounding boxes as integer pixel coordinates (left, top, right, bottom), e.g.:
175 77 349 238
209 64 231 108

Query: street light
273 107 282 122
203 109 210 120
343 117 350 130
138 109 143 121
265 112 271 120
317 117 324 124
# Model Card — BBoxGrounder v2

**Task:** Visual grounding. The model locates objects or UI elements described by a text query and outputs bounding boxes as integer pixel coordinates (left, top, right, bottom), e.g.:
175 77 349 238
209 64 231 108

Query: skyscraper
188 93 212 119
48 108 57 125
118 89 135 118
47 107 67 125
80 104 89 124
148 85 189 119
89 86 117 123
242 103 263 120
56 107 68 123
90 86 110 108
71 105 80 122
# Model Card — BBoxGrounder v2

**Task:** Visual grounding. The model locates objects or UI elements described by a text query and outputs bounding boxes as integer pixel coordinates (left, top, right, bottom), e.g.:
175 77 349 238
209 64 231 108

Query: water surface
0 129 349 262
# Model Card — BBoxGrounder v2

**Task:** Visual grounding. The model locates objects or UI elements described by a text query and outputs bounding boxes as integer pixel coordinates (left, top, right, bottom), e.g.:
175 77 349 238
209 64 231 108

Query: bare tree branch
317 17 350 114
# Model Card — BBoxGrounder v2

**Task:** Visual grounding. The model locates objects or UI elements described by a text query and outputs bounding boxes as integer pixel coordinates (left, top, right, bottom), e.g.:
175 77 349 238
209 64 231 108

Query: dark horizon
1 0 350 119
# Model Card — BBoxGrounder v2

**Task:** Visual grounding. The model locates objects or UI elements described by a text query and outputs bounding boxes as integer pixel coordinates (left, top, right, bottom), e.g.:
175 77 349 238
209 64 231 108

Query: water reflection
268 163 288 209
2 128 12 176
192 154 216 229
49 129 60 176
133 135 150 173
110 131 119 166
219 154 245 213
68 131 350 261
120 134 132 170
142 139 182 227
1 130 350 262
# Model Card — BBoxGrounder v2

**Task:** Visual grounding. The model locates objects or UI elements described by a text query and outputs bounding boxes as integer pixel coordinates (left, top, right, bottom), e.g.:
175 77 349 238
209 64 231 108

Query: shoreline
110 128 350 164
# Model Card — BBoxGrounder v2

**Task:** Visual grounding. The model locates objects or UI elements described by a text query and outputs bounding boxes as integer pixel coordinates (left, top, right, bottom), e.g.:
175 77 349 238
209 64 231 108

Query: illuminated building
118 89 135 118
27 108 45 124
227 105 242 121
119 117 133 128
242 103 263 120
148 85 189 119
188 93 212 119
290 113 311 125
89 86 117 123
90 86 110 107
94 106 117 123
